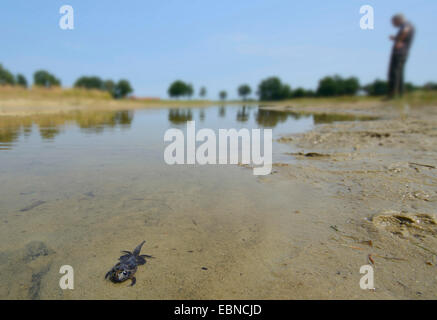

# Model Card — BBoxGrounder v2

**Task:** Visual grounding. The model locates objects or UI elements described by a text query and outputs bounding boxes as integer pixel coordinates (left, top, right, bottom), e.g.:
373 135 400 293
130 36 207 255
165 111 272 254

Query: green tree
219 90 227 101
74 76 104 90
317 76 338 96
281 84 292 99
238 84 251 100
199 86 207 98
257 77 291 101
305 89 316 97
113 79 133 99
317 75 360 97
33 70 61 88
0 64 15 85
292 87 306 98
342 77 360 95
16 74 28 88
363 79 388 96
168 80 189 99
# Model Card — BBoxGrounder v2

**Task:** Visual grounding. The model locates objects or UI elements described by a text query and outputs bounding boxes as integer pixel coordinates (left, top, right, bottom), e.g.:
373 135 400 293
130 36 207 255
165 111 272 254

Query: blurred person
387 14 415 98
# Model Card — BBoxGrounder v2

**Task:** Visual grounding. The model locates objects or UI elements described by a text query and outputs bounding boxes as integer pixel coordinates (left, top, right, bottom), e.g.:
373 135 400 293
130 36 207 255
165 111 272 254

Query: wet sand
259 100 437 299
1 100 436 299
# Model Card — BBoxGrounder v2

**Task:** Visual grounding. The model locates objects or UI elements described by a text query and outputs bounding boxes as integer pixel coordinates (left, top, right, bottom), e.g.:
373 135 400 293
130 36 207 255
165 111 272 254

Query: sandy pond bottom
1 104 436 299
0 105 319 299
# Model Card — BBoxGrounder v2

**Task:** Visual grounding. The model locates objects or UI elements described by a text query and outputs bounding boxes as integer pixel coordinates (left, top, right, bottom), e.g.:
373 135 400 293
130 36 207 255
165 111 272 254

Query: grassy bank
261 90 437 108
1 86 436 116
0 86 231 115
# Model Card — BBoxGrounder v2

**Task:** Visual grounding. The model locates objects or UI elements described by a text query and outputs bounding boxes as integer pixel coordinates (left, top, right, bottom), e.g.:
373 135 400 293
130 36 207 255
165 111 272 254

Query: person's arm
394 25 411 49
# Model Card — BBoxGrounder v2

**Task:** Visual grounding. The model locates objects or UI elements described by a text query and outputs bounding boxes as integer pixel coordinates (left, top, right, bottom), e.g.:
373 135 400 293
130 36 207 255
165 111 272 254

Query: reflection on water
0 106 375 151
286 111 377 124
236 105 250 123
219 105 226 118
39 126 60 141
255 109 376 128
168 109 193 125
256 109 290 127
78 110 133 134
0 110 134 149
199 109 205 121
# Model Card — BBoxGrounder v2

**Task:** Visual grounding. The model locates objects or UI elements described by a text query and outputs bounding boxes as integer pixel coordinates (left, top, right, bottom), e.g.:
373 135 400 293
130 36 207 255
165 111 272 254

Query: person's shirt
394 21 415 55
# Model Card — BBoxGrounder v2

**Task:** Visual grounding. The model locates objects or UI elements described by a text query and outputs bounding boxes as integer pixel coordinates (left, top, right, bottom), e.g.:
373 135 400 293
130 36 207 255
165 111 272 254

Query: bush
363 79 388 96
34 70 61 88
199 86 207 98
113 79 133 99
168 80 191 99
257 77 291 101
291 87 306 98
219 90 227 101
342 77 360 95
73 76 132 99
317 75 360 97
238 84 251 100
74 76 104 90
281 84 292 99
16 74 28 88
0 64 15 85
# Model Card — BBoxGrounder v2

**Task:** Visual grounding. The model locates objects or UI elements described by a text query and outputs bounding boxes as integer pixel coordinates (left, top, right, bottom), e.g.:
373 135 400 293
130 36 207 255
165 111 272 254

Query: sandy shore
254 100 437 298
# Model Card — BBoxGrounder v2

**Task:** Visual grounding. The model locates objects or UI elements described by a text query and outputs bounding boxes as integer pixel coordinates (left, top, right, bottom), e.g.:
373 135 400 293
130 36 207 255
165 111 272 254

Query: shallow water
0 105 358 299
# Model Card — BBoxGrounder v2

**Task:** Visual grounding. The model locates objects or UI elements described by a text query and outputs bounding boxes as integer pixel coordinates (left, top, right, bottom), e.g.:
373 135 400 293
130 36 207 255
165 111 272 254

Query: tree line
167 75 436 102
2 62 435 102
0 64 30 88
168 80 252 101
74 76 132 99
0 64 64 88
0 64 133 99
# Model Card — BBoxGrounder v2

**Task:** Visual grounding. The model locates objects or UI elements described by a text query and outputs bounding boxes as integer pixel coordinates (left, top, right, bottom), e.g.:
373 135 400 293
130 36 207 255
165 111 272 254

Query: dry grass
0 86 436 116
0 86 227 115
402 90 437 106
260 91 437 108
0 86 113 100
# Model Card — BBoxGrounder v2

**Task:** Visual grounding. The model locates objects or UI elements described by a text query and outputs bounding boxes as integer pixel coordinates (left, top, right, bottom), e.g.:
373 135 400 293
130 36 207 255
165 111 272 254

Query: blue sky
1 0 436 99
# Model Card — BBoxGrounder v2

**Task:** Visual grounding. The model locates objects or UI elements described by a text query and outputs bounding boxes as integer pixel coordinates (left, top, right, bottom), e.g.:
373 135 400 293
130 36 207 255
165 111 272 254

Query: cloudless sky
1 0 436 99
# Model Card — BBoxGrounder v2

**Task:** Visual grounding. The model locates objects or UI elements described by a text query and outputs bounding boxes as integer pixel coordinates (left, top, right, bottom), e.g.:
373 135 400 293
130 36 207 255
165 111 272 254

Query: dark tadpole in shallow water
19 200 46 212
19 191 35 196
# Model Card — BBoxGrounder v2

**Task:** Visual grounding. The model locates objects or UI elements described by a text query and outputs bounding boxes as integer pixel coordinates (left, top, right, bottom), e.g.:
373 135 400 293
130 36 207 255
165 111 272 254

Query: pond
0 104 361 299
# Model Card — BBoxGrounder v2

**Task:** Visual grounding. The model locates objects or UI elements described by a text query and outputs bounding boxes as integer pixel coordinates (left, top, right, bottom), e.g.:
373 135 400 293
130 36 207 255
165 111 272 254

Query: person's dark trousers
388 52 407 98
